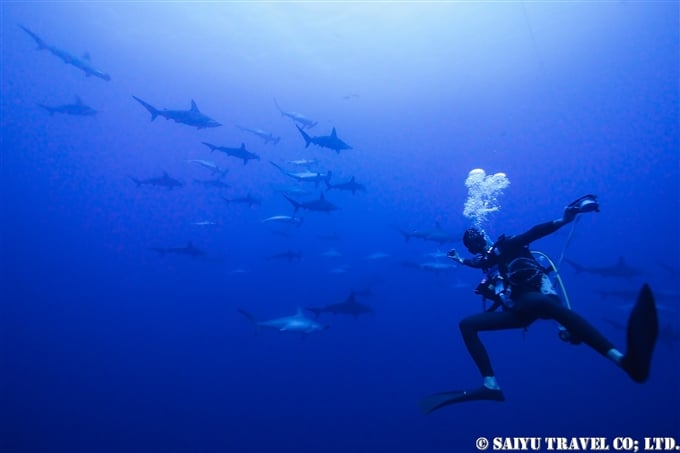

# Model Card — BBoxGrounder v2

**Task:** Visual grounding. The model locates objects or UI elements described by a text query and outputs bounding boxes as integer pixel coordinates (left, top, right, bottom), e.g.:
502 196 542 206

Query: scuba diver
420 195 659 414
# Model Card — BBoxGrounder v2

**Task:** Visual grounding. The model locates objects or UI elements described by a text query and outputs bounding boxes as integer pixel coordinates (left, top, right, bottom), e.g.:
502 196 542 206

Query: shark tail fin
396 228 411 242
238 308 261 334
201 142 216 152
283 195 301 213
564 259 584 273
269 161 286 173
19 25 47 50
305 307 322 318
132 96 159 121
273 98 284 115
273 136 281 145
37 103 54 115
129 176 142 188
296 124 312 148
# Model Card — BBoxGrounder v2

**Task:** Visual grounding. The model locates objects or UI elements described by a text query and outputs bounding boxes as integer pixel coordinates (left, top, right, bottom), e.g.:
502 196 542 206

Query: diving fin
621 284 658 383
420 386 505 414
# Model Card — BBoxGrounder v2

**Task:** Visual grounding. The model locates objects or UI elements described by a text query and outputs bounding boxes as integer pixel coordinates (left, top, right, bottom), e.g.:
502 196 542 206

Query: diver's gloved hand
559 194 600 225
562 194 600 225
562 205 580 224
447 249 463 263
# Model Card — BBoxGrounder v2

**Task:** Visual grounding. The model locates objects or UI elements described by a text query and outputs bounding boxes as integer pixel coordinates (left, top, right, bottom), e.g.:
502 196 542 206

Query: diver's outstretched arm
510 197 597 246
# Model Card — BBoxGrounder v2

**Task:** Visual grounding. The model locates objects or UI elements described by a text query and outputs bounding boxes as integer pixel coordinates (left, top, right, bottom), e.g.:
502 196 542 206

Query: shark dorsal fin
163 171 169 177
435 221 441 228
190 100 199 112
320 192 325 200
240 143 246 150
296 306 304 317
617 256 625 266
74 96 83 105
187 241 193 248
330 127 337 137
347 291 356 304
82 52 91 61
350 176 355 182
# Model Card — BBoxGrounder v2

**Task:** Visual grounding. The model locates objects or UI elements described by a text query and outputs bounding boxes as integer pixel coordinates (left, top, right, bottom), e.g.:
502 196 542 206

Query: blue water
1 3 678 452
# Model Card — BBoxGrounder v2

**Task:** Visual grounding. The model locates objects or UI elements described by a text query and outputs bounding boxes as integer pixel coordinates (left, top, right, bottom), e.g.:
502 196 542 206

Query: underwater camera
567 194 600 214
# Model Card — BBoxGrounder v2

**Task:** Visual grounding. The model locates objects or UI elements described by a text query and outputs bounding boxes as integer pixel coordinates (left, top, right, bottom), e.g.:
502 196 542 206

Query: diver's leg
521 292 616 355
419 311 521 412
459 311 529 386
522 286 658 383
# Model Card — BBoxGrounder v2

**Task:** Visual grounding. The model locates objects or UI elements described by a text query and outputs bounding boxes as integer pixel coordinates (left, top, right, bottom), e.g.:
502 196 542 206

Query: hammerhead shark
306 291 373 319
273 99 317 129
565 257 644 279
222 194 261 207
20 25 111 81
396 222 455 245
296 125 352 153
283 193 338 213
238 307 328 335
132 96 221 129
268 249 303 262
420 261 457 272
149 241 204 257
129 172 183 189
261 215 304 227
236 125 280 144
287 158 318 168
38 96 97 117
187 159 228 177
325 176 366 195
193 178 231 189
270 161 331 186
202 142 260 165
271 184 313 198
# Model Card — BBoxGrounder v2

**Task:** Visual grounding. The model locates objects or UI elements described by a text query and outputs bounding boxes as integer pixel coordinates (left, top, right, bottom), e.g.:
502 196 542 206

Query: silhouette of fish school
19 22 659 415
20 21 648 295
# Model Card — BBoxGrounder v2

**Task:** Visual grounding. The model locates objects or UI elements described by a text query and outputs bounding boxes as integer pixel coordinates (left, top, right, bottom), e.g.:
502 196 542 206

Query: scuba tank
531 251 582 345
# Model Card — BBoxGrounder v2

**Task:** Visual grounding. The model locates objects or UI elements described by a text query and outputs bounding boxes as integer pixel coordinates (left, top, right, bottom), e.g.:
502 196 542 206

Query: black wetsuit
459 220 615 378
